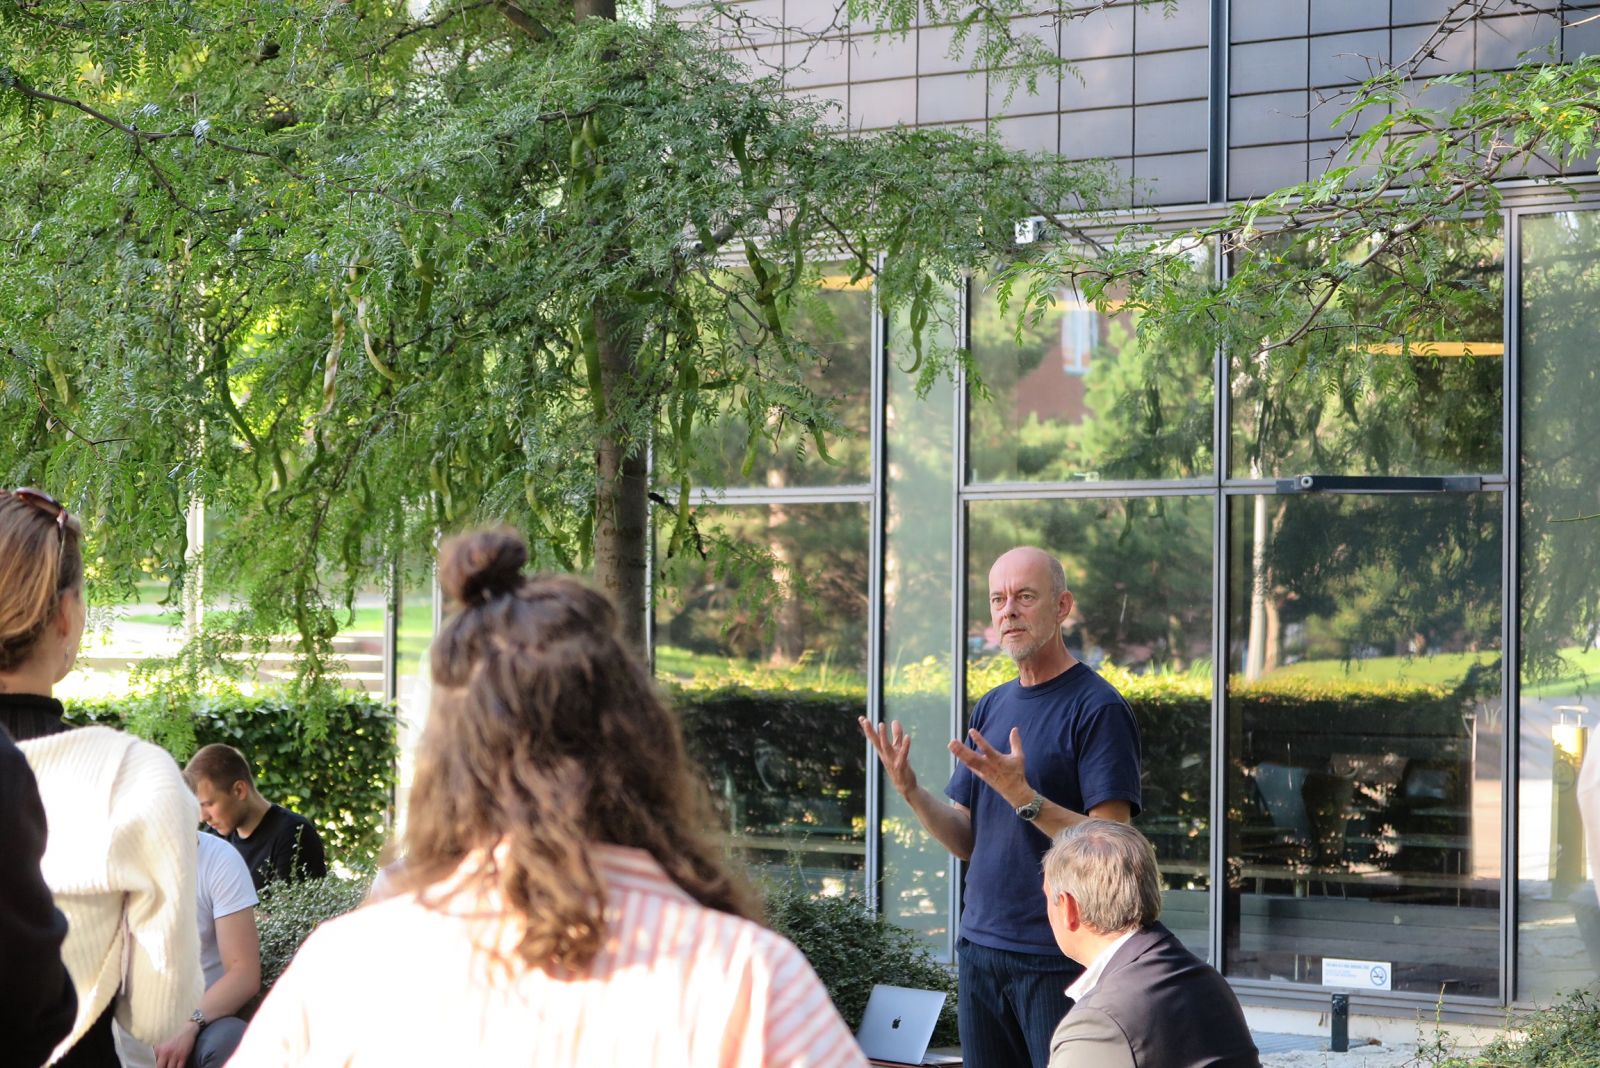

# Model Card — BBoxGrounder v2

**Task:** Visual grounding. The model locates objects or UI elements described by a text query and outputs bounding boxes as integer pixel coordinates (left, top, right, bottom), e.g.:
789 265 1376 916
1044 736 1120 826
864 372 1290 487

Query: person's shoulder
973 676 1021 713
262 896 417 989
1065 664 1130 703
274 804 320 833
22 722 137 763
0 729 30 776
1094 926 1230 1007
199 830 253 877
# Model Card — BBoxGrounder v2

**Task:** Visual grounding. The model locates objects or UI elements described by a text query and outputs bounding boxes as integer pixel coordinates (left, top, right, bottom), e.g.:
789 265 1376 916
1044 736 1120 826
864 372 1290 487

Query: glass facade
1224 492 1502 996
1517 210 1600 1002
644 199 1600 1014
1230 223 1505 480
654 501 871 895
969 253 1216 483
967 496 1214 954
882 302 958 948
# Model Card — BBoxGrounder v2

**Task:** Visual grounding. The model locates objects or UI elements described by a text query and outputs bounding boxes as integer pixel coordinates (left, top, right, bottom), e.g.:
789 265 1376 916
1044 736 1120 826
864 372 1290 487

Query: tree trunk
593 308 650 652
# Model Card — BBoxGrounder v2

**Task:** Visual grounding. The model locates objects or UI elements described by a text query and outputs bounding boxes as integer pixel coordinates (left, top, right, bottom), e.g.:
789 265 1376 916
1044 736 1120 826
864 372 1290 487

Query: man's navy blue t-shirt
945 662 1142 955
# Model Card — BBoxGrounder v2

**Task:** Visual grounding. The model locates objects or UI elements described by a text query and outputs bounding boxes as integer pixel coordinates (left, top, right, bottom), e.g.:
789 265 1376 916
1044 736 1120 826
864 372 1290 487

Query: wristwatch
1015 792 1046 821
190 1009 208 1030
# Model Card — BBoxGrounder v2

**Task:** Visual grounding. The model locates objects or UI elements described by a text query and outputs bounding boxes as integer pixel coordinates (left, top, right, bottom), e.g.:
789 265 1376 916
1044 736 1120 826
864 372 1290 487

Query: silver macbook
854 984 958 1066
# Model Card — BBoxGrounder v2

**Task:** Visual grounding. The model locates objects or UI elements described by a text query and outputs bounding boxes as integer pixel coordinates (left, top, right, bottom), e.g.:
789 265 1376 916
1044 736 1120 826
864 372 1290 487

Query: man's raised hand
949 727 1031 807
858 717 919 797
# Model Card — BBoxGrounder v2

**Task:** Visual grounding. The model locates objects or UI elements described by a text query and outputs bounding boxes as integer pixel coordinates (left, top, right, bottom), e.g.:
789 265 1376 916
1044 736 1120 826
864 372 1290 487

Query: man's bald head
990 547 1069 600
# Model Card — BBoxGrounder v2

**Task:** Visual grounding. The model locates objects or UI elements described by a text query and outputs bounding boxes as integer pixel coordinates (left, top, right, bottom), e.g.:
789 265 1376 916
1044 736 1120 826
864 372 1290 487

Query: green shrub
255 872 372 990
763 879 959 1046
1433 990 1600 1067
65 688 398 867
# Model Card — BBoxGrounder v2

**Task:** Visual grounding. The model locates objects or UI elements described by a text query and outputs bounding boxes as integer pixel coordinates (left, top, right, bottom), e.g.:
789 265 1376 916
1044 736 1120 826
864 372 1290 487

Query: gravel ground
1261 1044 1423 1067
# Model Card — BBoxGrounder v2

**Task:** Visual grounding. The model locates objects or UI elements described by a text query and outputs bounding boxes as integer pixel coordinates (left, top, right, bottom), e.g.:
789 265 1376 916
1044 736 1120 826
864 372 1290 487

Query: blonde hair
0 493 83 672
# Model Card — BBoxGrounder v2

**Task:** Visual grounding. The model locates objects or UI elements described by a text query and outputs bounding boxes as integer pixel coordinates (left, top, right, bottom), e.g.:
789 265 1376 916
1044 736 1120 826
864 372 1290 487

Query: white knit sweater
20 726 203 1065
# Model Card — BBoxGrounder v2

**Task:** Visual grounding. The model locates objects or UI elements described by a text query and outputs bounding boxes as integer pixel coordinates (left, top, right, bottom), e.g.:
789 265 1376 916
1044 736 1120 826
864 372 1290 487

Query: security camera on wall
1014 216 1048 245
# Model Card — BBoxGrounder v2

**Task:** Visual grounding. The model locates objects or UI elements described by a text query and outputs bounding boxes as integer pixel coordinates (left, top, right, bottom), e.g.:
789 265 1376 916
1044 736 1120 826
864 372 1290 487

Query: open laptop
854 984 962 1066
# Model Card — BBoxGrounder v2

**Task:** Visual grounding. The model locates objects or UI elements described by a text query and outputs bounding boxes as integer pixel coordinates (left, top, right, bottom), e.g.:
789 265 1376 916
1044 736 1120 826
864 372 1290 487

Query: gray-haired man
1043 820 1259 1068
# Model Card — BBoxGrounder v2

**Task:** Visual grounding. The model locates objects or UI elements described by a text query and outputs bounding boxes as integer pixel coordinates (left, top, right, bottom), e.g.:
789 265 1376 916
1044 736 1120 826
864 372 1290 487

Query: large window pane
882 305 957 952
1230 220 1503 479
686 270 874 488
654 503 869 894
1518 209 1600 1002
966 496 1214 953
1225 493 1502 997
967 248 1216 483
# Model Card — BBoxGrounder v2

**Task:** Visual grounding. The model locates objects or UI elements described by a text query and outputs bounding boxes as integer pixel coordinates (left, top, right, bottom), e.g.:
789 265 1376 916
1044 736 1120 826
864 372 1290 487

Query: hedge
65 690 398 868
670 669 1483 881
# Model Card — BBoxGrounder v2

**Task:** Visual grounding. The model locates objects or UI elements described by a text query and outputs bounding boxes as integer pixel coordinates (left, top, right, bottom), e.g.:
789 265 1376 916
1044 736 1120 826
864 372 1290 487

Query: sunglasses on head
5 487 72 545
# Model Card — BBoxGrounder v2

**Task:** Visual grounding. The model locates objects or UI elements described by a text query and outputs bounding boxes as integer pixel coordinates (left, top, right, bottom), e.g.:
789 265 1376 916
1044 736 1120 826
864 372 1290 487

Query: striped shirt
229 845 867 1068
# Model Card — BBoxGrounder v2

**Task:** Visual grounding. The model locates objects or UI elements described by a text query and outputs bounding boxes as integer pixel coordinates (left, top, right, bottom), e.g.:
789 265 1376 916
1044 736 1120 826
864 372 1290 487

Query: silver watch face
1016 796 1044 820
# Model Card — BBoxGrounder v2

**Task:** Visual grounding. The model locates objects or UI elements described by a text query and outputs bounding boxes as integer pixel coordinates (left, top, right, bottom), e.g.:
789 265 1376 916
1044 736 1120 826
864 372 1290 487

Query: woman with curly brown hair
0 488 202 1067
231 527 865 1067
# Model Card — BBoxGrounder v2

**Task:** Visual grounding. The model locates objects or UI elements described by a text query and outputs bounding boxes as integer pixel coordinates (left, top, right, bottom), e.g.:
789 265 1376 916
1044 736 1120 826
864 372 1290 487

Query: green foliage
0 0 1109 707
63 688 398 868
674 662 1472 885
254 872 372 991
674 684 865 840
763 878 959 1046
1022 55 1600 487
1430 990 1600 1067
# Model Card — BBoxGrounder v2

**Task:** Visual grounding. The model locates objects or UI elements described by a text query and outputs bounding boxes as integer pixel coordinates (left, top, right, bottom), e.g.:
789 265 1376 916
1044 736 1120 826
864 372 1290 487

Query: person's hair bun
440 528 528 606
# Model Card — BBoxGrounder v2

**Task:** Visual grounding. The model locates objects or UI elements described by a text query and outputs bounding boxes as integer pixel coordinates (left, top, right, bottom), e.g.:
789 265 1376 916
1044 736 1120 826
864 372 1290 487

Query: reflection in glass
686 269 874 488
1518 210 1600 1002
1231 221 1504 479
967 246 1216 483
653 503 869 895
1225 493 1502 996
966 496 1213 953
882 304 957 952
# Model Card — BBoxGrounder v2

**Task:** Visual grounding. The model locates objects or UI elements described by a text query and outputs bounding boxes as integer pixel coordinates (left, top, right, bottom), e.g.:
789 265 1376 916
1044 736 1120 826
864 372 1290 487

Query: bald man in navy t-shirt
861 547 1142 1068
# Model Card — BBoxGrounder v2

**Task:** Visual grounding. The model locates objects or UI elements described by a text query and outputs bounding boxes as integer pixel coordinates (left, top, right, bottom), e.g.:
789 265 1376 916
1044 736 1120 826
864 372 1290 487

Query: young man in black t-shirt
185 743 329 890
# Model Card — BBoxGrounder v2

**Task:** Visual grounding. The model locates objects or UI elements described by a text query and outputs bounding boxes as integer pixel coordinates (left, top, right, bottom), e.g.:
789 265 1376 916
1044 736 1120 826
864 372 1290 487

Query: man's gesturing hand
949 727 1032 809
858 717 919 797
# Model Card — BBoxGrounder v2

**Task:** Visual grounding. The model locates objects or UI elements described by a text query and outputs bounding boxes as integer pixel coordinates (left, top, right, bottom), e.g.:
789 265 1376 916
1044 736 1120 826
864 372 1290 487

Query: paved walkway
1260 1046 1420 1067
1256 1033 1425 1066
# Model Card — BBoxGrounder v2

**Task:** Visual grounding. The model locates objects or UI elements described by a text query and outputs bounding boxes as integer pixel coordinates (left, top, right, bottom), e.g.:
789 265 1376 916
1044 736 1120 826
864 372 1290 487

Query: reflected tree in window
968 246 1215 484
1231 221 1503 479
1225 493 1502 996
966 497 1214 952
1517 209 1600 1001
683 268 875 491
654 503 869 896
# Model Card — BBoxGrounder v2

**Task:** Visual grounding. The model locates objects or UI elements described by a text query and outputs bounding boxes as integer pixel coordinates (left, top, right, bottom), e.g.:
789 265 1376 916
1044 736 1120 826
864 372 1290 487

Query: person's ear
1063 891 1082 932
1056 588 1075 625
232 779 250 802
54 585 82 635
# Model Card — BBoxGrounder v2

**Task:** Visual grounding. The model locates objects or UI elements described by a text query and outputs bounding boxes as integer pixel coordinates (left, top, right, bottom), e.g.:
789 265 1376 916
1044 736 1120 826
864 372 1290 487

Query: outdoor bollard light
1330 993 1350 1053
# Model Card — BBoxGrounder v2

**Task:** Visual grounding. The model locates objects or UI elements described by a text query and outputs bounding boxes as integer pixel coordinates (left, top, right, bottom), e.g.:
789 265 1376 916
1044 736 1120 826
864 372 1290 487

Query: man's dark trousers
957 938 1080 1068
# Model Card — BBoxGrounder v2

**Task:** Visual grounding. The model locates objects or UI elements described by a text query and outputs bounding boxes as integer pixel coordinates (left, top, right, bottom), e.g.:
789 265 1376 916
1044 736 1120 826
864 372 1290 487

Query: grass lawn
1259 645 1600 700
122 598 436 635
654 645 867 692
1258 649 1500 688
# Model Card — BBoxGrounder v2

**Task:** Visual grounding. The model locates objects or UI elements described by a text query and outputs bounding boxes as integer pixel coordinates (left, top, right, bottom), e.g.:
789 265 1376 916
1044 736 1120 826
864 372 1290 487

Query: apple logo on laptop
891 1017 902 1030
